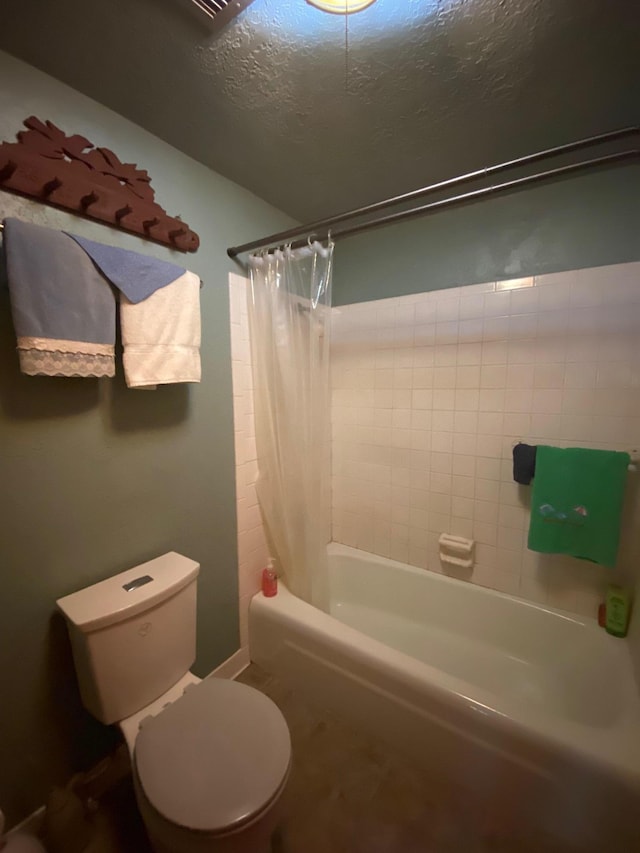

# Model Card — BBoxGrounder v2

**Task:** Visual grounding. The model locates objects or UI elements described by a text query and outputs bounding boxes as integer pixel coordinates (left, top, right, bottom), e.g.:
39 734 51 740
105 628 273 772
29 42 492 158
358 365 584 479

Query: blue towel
66 234 185 303
4 219 116 377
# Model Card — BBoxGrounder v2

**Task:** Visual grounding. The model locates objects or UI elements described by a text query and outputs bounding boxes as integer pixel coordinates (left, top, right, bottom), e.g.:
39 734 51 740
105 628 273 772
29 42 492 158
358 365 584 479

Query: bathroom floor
90 663 574 853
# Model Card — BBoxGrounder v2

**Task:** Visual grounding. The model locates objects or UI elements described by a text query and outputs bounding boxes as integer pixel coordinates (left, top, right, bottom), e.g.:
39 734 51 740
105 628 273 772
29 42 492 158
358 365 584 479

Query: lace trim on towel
17 336 114 356
18 348 115 378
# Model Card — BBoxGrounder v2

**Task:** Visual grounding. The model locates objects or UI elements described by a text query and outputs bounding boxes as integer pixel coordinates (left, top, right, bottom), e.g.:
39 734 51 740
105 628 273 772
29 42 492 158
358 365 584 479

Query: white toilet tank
57 552 200 725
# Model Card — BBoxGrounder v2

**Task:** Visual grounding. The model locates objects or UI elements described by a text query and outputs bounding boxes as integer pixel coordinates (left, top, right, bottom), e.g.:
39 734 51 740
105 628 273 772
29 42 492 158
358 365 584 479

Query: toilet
56 552 291 853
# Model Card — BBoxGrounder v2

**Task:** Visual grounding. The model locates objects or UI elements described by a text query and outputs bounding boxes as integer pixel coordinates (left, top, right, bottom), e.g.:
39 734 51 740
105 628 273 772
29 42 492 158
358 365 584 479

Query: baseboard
6 805 45 838
208 646 250 680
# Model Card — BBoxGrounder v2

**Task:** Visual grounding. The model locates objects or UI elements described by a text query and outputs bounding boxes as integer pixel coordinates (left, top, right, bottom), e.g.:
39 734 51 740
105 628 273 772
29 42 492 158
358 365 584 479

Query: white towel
120 270 201 389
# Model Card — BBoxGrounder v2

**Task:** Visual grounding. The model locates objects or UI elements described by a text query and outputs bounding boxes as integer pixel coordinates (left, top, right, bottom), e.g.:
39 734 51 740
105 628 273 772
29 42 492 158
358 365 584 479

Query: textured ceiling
0 0 638 221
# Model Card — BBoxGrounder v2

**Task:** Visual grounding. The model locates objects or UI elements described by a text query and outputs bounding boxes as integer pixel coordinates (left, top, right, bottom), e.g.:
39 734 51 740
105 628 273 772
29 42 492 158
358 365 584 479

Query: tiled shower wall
229 273 269 650
331 262 640 617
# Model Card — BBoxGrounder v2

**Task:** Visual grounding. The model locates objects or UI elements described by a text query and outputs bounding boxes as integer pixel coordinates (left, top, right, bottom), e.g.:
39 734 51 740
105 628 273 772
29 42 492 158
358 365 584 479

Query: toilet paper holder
438 533 475 569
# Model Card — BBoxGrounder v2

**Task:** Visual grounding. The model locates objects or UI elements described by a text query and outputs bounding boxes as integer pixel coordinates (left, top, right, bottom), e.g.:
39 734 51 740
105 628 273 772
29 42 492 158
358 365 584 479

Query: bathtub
250 543 640 849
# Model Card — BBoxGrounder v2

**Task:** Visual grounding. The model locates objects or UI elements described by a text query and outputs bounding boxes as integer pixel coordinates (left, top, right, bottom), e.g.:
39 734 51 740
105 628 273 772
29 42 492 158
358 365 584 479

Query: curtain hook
307 233 317 248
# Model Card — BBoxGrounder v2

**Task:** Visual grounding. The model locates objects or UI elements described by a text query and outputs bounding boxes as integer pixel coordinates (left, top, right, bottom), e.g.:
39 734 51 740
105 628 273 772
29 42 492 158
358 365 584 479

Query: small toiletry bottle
605 585 631 638
261 560 278 597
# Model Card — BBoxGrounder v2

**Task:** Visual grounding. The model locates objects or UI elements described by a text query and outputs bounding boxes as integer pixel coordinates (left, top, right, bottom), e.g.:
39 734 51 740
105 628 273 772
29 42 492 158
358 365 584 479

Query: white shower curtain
248 241 333 605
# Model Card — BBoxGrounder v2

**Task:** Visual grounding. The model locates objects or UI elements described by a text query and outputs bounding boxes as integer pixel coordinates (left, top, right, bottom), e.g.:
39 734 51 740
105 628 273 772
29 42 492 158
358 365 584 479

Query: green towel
528 446 630 567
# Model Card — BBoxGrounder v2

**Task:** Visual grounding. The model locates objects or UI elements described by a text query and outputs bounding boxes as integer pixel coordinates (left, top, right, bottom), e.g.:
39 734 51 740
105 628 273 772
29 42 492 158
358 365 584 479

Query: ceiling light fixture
306 0 377 14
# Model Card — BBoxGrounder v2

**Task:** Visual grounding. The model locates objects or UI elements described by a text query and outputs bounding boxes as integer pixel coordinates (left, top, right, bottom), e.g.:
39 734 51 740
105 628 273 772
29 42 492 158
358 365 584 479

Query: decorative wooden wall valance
0 117 199 252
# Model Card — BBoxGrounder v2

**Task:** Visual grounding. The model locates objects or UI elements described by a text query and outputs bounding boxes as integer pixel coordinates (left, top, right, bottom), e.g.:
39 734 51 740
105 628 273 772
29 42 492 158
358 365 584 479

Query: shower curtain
248 241 333 605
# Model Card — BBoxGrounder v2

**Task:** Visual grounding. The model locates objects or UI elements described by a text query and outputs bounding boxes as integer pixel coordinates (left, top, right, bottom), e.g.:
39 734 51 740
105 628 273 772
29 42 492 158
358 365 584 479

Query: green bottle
605 585 631 638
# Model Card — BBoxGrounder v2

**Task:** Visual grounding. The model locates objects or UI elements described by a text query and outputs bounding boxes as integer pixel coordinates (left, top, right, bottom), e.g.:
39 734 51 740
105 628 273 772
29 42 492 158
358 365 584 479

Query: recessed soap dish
438 533 475 569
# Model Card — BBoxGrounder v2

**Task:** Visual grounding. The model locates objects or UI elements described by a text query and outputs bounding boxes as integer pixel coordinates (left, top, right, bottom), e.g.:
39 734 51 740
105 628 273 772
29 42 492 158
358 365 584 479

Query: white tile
413 367 434 388
507 340 538 364
453 410 479 433
537 309 569 338
393 389 412 408
506 364 535 389
562 389 597 414
393 368 413 389
570 274 604 308
456 365 481 388
430 473 452 494
453 432 477 455
596 362 632 389
482 341 509 364
435 321 459 345
431 432 454 452
411 409 431 430
478 389 506 412
451 495 474 519
395 303 416 327
459 280 496 295
480 365 507 389
414 301 437 323
411 389 432 409
450 516 474 539
502 412 531 436
433 389 456 410
475 434 503 458
496 276 534 291
452 475 475 498
432 410 454 431
452 454 476 477
429 491 452 515
473 521 498 546
413 324 436 346
394 348 415 368
559 414 594 442
536 279 571 310
414 346 435 366
375 389 394 408
431 450 453 473
563 362 597 389
499 503 527 530
473 500 500 525
409 506 429 527
459 293 485 320
458 318 484 343
483 291 511 317
392 408 412 429
509 313 538 340
454 389 480 411
532 389 563 414
457 342 483 365
530 412 563 438
483 317 509 342
433 365 457 387
509 286 539 314
505 389 533 413
475 457 501 480
436 298 460 322
498 525 525 551
474 410 504 438
534 364 564 389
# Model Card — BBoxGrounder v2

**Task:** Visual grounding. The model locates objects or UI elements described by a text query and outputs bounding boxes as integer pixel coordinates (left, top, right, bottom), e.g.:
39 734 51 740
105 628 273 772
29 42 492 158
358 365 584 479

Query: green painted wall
0 51 294 826
332 163 640 305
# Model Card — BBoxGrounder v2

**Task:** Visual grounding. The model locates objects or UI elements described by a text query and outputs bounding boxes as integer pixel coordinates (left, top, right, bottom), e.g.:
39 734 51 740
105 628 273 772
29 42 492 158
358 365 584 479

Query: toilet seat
134 678 291 835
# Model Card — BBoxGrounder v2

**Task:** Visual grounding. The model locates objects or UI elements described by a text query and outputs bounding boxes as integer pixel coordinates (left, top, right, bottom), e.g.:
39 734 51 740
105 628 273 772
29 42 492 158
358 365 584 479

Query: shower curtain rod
226 126 639 258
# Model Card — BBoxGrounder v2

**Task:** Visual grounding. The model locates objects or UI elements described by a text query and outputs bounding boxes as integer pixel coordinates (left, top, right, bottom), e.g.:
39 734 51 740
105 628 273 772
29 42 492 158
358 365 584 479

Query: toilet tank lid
56 552 200 632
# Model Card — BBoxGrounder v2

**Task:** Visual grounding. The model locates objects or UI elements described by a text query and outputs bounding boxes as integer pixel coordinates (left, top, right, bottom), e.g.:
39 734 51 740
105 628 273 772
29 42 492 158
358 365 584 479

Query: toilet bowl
128 677 291 853
57 552 291 853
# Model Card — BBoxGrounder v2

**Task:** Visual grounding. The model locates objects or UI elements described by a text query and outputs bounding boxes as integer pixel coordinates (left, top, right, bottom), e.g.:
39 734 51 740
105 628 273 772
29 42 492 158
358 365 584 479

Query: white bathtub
250 543 640 849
